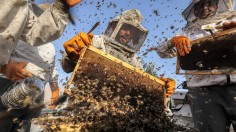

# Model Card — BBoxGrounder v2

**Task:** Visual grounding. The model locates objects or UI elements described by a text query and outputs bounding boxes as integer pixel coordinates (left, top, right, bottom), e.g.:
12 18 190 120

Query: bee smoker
1 77 44 109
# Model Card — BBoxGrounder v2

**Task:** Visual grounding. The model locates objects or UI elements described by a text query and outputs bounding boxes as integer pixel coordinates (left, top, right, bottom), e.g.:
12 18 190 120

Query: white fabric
11 41 57 83
184 12 236 88
0 0 68 66
112 9 146 31
156 11 236 88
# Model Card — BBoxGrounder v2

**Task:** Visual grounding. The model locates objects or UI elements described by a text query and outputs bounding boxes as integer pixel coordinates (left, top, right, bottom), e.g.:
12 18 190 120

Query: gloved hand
0 61 32 82
64 32 93 60
171 36 191 56
49 82 60 109
161 77 176 98
164 97 173 117
64 0 82 7
215 21 236 30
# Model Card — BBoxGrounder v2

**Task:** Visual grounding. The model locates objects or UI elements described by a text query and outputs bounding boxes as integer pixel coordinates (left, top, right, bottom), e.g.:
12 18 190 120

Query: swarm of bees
36 50 193 131
38 77 188 131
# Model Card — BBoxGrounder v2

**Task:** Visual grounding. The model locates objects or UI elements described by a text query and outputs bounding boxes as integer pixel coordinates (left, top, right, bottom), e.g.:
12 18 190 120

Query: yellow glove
171 36 191 56
0 61 32 82
161 78 176 97
63 32 93 60
64 0 82 7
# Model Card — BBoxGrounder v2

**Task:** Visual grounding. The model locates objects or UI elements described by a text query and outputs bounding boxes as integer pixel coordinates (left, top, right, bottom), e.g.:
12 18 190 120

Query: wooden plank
190 27 236 44
176 70 236 75
32 117 91 131
87 46 165 85
65 47 87 90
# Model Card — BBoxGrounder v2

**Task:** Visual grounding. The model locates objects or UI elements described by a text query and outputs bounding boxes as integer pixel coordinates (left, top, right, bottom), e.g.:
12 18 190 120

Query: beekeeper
61 9 176 111
0 0 82 131
156 0 236 131
0 0 80 66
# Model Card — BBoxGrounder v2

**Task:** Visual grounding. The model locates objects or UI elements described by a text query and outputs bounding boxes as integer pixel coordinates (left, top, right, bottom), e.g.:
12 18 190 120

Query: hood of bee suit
105 9 148 53
182 0 235 22
111 9 148 32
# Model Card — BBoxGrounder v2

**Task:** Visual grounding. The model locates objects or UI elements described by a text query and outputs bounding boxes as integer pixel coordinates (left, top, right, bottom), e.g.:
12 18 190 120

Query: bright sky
36 0 236 87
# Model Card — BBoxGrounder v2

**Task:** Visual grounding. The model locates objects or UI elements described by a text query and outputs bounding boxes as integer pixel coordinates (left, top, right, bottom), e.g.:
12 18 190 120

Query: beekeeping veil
104 9 148 53
182 0 235 22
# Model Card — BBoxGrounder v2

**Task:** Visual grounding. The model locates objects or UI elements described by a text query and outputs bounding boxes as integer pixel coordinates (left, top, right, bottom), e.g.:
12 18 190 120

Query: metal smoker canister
1 77 44 109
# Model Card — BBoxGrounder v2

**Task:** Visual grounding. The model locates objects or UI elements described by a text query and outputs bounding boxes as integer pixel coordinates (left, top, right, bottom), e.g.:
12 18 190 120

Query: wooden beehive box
177 27 236 74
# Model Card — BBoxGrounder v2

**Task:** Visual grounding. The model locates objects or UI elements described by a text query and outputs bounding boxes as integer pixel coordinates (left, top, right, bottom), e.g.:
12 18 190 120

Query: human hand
161 77 176 97
0 61 32 82
171 36 191 56
63 32 93 60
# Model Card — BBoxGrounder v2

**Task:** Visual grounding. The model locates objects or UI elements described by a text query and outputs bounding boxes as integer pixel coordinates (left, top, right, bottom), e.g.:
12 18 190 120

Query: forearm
156 40 177 58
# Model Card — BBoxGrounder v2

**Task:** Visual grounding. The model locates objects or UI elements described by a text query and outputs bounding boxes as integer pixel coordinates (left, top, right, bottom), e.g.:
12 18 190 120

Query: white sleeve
20 0 69 46
156 39 177 58
0 0 29 66
50 63 58 83
0 0 69 66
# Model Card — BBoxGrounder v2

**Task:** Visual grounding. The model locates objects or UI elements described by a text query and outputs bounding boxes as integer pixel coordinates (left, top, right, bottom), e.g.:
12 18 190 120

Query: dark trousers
0 74 42 132
188 84 236 132
0 75 19 132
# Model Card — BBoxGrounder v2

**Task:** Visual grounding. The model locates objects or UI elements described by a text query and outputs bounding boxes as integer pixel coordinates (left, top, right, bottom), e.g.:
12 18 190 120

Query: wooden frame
85 46 165 85
65 46 166 108
35 46 167 131
176 27 236 75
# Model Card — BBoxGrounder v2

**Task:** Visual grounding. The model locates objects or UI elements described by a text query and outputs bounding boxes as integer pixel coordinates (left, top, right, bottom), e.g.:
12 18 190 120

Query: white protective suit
0 0 68 66
156 0 236 88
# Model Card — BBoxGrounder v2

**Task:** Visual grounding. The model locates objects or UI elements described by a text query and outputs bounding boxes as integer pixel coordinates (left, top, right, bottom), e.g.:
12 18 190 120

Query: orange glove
171 36 191 56
0 61 32 82
216 21 236 30
49 82 60 109
161 78 176 98
63 32 93 60
64 0 82 7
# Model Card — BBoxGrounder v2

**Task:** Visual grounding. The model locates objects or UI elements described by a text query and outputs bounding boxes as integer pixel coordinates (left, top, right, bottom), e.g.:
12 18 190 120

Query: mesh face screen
114 23 147 51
